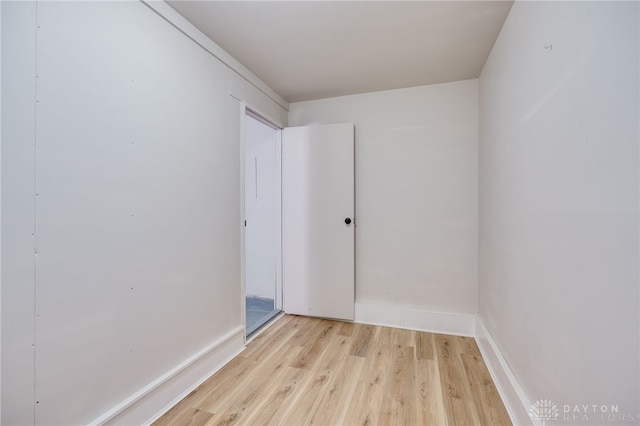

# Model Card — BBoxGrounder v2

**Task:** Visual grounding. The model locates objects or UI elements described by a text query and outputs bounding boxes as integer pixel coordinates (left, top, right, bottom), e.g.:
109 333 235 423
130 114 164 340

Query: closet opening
243 109 282 337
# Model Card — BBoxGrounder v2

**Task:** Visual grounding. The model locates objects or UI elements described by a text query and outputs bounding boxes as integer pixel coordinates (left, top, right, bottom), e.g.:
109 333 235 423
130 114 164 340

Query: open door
282 123 355 321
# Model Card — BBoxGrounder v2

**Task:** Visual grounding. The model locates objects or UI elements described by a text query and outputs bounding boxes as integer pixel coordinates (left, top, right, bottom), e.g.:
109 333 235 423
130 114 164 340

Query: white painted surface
142 0 288 111
1 2 37 424
355 302 475 337
475 316 532 426
282 123 355 320
167 1 512 102
100 327 244 426
228 71 288 128
1 1 285 424
244 114 277 299
478 1 639 422
34 3 233 424
228 97 244 333
289 81 478 317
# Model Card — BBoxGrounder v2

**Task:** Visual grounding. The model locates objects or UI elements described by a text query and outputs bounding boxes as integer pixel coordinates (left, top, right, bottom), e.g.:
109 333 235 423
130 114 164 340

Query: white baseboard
354 301 476 337
475 316 534 426
90 326 245 426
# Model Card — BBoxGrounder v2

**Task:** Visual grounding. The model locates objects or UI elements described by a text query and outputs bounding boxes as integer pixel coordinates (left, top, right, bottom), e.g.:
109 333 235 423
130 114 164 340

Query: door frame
240 104 283 341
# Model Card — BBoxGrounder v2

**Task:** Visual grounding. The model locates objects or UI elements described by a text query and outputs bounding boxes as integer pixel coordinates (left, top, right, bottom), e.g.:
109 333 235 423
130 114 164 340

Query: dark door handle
345 218 352 225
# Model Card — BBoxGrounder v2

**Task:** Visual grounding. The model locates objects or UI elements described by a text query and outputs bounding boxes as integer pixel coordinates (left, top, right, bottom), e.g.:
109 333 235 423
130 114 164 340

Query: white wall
244 114 277 300
2 2 37 423
1 1 287 425
289 80 478 322
478 1 639 423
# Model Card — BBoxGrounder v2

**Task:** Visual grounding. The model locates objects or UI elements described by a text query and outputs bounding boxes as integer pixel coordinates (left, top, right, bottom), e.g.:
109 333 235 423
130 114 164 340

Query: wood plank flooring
154 315 511 426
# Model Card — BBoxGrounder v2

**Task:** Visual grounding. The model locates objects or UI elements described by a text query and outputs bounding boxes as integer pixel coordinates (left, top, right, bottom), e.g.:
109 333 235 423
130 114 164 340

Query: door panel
282 123 355 320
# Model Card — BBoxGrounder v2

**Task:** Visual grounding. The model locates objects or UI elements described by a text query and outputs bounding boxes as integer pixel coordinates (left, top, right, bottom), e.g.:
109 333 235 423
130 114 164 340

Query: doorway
244 110 282 337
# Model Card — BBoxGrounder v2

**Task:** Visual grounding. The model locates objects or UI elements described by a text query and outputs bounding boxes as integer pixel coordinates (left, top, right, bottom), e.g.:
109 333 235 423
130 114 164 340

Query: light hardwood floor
154 315 511 426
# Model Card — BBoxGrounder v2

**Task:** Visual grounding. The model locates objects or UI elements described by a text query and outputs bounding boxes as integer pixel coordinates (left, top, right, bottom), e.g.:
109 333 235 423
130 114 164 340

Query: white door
282 123 355 320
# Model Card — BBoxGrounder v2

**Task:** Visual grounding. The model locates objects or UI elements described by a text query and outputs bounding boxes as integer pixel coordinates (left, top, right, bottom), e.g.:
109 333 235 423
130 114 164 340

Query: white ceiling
167 1 513 103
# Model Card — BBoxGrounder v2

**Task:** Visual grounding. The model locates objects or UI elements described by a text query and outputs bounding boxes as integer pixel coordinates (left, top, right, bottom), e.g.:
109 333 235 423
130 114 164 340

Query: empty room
2 1 638 425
